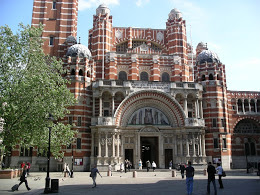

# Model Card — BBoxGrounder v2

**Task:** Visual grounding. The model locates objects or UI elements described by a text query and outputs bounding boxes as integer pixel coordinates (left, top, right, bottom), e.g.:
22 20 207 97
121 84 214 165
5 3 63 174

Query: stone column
242 99 245 114
174 135 177 156
105 133 108 157
186 135 190 157
180 135 183 156
255 99 258 113
112 95 115 116
184 95 188 117
112 133 115 157
99 96 102 117
199 134 202 156
192 134 196 157
202 134 206 157
196 99 199 118
91 132 95 157
236 99 239 114
248 100 251 113
98 133 101 157
199 99 203 118
118 134 121 157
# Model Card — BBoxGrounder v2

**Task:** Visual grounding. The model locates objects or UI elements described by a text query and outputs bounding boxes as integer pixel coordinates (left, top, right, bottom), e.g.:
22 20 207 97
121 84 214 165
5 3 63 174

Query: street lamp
44 113 54 194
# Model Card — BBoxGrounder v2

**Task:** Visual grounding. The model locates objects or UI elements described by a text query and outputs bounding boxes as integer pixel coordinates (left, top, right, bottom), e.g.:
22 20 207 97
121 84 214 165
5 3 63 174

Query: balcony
185 118 205 127
91 117 115 126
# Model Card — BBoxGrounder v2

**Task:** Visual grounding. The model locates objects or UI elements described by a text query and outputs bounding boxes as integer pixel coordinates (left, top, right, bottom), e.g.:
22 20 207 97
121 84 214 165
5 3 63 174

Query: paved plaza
0 169 259 195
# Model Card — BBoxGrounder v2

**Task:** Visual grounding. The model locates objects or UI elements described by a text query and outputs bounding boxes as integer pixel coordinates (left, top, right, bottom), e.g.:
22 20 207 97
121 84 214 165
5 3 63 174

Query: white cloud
79 0 119 11
136 0 150 7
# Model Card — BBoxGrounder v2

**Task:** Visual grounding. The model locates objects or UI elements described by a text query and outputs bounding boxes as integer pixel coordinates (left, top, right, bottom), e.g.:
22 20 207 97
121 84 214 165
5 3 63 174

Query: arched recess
114 90 185 127
233 118 260 134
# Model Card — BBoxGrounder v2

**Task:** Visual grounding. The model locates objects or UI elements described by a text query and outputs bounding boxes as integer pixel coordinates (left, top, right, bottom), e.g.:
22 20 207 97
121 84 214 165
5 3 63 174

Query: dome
66 35 77 44
168 8 182 20
96 4 110 16
196 42 206 50
66 44 91 59
197 50 220 64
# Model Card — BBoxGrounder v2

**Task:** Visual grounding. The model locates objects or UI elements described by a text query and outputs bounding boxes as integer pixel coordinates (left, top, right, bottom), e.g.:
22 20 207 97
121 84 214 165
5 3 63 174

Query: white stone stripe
33 12 47 14
33 6 47 8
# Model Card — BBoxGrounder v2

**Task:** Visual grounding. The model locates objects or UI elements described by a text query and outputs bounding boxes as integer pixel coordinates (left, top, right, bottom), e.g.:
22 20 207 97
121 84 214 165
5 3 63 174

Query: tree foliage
0 24 76 158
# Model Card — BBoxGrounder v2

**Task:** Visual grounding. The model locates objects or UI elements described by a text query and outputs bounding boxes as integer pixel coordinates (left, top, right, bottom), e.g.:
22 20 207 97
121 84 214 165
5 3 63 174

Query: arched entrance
141 137 158 167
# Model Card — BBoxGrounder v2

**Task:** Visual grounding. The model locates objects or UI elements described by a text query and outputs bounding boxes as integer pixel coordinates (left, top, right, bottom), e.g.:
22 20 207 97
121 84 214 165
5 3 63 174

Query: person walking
138 159 142 170
152 161 157 172
146 160 151 172
90 165 102 188
216 163 224 189
108 164 112 176
169 160 173 170
120 162 124 173
26 162 31 175
124 159 128 173
207 162 217 195
18 165 31 191
180 163 185 179
185 161 195 195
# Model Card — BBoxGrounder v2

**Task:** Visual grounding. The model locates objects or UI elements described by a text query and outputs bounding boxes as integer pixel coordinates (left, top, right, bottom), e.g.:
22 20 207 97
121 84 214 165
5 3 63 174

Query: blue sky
1 0 260 91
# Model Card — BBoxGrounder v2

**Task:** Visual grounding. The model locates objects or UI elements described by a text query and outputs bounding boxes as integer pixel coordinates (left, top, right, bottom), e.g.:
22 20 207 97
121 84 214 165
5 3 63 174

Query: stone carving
128 107 169 125
140 43 149 52
115 29 123 39
156 31 164 42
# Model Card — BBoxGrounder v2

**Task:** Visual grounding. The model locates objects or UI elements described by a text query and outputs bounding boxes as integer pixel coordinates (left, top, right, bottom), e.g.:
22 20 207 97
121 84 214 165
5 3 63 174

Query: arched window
250 99 255 112
162 72 170 82
118 71 127 81
140 72 149 81
116 42 128 53
87 71 90 77
234 119 260 134
79 69 83 76
201 75 205 81
209 74 214 80
245 138 256 156
71 69 75 75
237 99 242 112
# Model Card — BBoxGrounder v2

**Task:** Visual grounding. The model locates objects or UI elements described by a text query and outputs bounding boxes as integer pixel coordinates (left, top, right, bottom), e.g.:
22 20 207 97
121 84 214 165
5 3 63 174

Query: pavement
0 169 259 195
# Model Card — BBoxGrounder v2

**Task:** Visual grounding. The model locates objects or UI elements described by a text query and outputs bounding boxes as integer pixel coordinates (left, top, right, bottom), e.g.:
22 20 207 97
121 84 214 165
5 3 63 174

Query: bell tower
31 0 78 57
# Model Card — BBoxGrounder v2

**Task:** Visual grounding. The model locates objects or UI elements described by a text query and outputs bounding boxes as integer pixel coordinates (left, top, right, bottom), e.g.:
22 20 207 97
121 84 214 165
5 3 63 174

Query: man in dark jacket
207 162 217 195
18 165 31 191
185 161 194 195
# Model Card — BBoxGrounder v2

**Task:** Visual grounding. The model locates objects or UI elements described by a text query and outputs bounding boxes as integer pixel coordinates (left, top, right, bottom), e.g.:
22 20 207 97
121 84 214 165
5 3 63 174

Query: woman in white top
138 159 142 170
216 163 224 189
152 161 157 172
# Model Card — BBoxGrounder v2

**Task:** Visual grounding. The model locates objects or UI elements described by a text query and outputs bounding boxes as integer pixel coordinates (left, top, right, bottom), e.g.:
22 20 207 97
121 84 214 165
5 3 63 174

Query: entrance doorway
141 137 158 167
125 149 134 168
165 149 173 169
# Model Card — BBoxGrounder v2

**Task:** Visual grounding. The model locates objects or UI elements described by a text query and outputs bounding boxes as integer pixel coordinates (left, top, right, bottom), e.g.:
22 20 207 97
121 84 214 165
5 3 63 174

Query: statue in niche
160 113 169 125
144 109 153 124
154 111 158 124
139 110 142 124
131 113 137 125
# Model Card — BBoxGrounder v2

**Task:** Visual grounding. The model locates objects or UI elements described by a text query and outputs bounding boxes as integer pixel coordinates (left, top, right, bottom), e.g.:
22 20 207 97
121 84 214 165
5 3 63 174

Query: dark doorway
141 137 158 167
125 149 134 168
165 149 173 169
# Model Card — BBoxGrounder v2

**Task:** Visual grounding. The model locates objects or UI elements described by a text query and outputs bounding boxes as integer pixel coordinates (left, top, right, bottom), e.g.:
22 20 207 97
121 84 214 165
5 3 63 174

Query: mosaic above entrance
128 107 169 125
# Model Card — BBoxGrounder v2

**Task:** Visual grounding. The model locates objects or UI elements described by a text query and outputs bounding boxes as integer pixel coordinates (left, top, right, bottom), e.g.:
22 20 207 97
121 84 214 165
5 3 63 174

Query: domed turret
66 44 91 59
168 8 182 20
96 4 110 16
66 35 77 44
197 49 220 64
196 42 207 50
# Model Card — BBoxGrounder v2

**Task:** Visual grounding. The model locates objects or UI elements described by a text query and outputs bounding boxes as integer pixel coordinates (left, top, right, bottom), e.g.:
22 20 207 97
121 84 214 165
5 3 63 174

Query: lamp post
70 139 74 178
44 114 54 194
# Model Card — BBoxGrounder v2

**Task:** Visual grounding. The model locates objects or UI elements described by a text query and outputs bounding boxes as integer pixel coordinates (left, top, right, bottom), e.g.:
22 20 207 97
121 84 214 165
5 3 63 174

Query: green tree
0 24 76 159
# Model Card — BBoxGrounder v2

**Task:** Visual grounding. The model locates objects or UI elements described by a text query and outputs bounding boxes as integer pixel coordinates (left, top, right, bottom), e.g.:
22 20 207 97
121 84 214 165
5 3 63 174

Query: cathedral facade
9 0 260 171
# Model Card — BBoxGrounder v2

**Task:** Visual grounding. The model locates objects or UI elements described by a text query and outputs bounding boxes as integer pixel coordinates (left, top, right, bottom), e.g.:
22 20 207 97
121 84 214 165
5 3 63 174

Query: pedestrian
1 162 5 169
120 162 124 173
124 159 128 173
180 163 185 179
128 160 132 172
26 162 31 175
185 161 195 195
207 162 217 195
21 162 25 169
169 160 172 170
216 163 224 189
138 159 142 170
146 160 151 172
152 161 157 172
90 165 102 188
18 165 31 191
66 163 71 177
108 164 112 176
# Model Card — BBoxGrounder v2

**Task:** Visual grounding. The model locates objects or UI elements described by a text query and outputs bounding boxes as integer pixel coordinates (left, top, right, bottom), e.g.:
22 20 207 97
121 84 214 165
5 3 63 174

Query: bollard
172 170 176 177
107 170 111 176
133 171 137 178
203 169 207 176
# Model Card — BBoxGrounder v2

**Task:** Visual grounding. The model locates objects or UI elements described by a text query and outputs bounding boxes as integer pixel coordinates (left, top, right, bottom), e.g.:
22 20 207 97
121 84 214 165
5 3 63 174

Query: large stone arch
233 117 260 134
114 90 185 127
